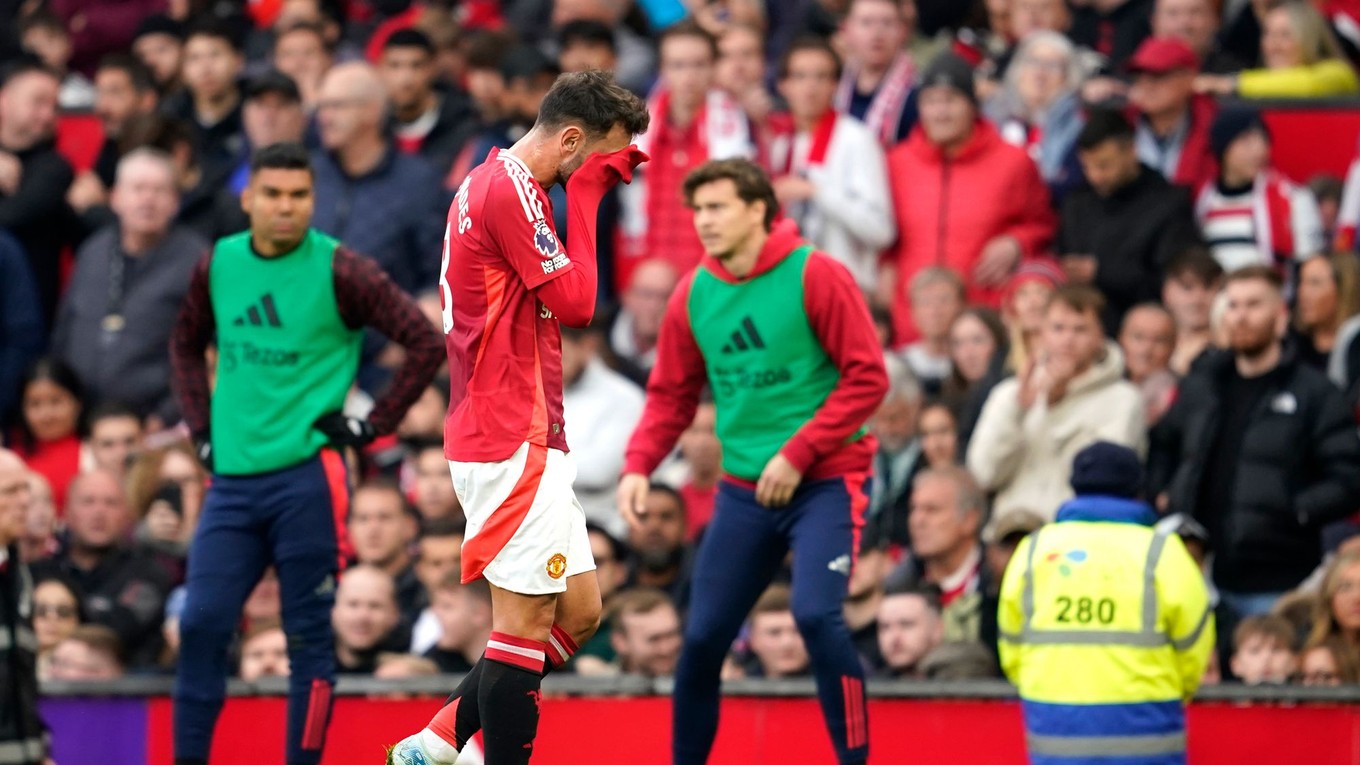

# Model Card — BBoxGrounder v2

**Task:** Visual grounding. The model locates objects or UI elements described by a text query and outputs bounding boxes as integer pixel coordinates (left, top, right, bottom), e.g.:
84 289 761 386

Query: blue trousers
173 455 342 765
673 477 870 765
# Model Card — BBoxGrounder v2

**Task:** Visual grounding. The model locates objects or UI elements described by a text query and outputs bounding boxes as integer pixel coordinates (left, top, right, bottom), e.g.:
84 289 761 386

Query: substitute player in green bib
168 142 442 765
620 159 888 764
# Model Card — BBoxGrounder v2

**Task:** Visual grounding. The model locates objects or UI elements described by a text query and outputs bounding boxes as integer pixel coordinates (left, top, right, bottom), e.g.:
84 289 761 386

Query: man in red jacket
884 52 1054 345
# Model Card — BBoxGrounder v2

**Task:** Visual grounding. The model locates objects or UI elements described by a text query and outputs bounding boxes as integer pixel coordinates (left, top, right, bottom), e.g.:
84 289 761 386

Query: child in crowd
1230 614 1299 684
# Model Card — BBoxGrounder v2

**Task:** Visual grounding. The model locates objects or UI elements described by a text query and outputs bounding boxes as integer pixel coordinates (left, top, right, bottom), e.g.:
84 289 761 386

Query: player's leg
173 477 270 765
673 480 787 765
784 476 871 765
270 454 344 765
479 585 556 765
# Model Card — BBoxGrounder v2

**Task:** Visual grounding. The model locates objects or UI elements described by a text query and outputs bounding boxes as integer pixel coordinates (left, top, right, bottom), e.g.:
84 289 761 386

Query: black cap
500 45 560 83
245 69 301 103
134 14 184 42
919 51 977 105
1069 441 1143 499
1210 105 1269 160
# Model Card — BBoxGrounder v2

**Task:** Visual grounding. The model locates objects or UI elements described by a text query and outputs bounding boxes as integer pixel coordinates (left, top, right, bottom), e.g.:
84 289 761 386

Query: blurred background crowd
2 0 1360 694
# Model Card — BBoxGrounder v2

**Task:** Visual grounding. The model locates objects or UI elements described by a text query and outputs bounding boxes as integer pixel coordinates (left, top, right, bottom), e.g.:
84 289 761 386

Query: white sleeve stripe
500 157 546 222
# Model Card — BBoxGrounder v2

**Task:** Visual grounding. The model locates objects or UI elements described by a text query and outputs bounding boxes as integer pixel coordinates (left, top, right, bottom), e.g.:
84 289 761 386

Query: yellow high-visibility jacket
998 496 1214 765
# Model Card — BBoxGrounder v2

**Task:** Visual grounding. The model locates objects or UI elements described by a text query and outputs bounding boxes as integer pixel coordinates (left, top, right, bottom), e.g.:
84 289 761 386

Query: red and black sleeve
168 251 215 436
331 246 444 435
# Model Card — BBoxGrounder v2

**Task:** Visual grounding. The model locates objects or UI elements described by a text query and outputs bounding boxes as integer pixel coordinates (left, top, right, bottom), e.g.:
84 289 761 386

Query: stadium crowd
4 0 1360 700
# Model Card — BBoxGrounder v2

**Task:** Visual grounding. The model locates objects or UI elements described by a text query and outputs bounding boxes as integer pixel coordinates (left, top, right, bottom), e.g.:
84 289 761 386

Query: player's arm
780 253 890 473
619 274 707 521
168 251 215 438
332 246 443 434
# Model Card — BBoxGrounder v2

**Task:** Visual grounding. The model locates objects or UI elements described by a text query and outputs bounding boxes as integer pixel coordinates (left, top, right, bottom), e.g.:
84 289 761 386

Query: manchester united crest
546 553 567 580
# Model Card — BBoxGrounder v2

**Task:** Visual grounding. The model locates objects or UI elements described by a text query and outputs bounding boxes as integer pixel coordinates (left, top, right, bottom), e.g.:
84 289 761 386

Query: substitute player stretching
619 159 888 765
170 142 442 765
387 72 649 765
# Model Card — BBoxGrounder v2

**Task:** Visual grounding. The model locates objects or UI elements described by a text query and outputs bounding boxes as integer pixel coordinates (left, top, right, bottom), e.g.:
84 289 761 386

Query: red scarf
767 109 838 177
835 53 915 145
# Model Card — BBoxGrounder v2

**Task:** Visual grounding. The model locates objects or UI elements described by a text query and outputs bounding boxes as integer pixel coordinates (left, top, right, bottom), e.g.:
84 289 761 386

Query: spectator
85 403 142 478
943 307 1009 450
17 12 93 110
617 21 754 288
32 574 82 681
124 443 207 547
969 286 1145 523
675 402 721 538
227 70 309 194
1195 106 1325 275
563 325 644 534
348 480 422 620
424 575 492 674
918 401 961 471
716 23 773 125
743 585 811 678
1231 614 1299 684
572 524 631 673
768 36 894 292
885 52 1054 343
865 356 924 548
835 0 920 146
1150 266 1360 629
395 385 446 444
1126 37 1219 191
984 31 1087 202
53 149 210 422
608 587 684 678
844 539 892 666
127 114 249 243
47 0 167 78
1162 248 1225 376
131 15 184 97
166 20 246 179
0 445 49 765
379 29 477 178
20 472 57 564
312 61 447 295
1197 0 1360 99
1152 0 1244 74
901 466 989 643
272 21 332 111
625 484 693 613
409 442 460 523
68 54 160 217
1294 252 1360 376
900 267 965 392
238 619 290 681
0 232 43 429
1310 174 1343 247
48 624 125 681
1060 109 1203 334
408 516 464 654
557 20 618 76
31 469 172 668
12 358 85 512
1001 260 1064 376
980 509 1045 599
1069 0 1154 69
332 564 403 674
0 57 73 320
605 259 679 386
135 482 187 565
875 582 945 678
1300 634 1360 685
1119 303 1179 425
549 0 656 94
1307 550 1360 657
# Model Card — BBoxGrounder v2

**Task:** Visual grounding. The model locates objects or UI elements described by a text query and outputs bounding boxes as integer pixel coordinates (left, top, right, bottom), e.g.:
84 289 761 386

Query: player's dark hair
250 141 313 175
777 35 843 81
383 28 435 57
683 158 779 231
558 20 616 55
1078 107 1135 150
185 18 243 53
1164 246 1225 286
535 70 649 139
658 18 718 61
97 53 157 94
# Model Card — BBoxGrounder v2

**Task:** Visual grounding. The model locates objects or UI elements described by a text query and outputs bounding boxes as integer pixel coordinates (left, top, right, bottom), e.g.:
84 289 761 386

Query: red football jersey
441 149 574 462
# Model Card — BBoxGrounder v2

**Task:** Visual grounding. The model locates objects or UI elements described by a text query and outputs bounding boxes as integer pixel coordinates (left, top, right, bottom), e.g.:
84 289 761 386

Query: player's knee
178 602 234 644
792 602 840 640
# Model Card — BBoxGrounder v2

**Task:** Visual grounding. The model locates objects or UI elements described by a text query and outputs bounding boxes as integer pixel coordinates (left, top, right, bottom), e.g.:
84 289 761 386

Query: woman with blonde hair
1197 0 1359 98
1307 550 1360 655
125 441 208 545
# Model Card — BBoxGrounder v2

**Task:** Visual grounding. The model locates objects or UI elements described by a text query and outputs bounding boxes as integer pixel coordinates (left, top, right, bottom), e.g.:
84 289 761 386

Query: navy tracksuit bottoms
673 476 870 765
173 454 343 765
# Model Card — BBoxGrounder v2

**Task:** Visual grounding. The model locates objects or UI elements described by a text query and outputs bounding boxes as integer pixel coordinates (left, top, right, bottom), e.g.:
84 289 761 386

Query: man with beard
1150 265 1360 646
624 484 693 613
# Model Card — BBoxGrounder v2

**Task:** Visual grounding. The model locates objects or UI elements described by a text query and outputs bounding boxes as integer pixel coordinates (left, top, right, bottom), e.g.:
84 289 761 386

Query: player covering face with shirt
388 72 648 765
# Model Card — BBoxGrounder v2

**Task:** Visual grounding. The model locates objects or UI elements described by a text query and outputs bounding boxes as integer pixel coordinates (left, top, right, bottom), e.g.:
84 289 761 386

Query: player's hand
192 432 213 473
617 472 650 530
571 144 650 191
755 454 802 508
313 412 376 449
